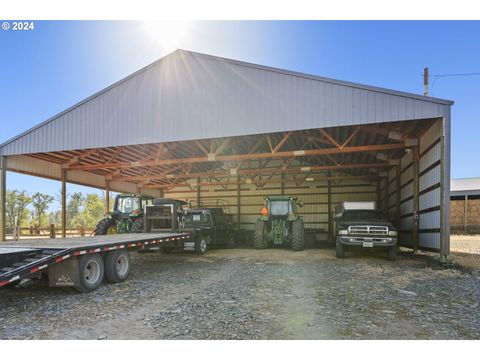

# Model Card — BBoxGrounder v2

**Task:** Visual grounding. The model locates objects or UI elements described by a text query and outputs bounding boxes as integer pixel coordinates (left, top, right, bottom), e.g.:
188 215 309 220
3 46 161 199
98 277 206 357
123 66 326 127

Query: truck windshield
269 201 291 216
183 212 211 228
342 210 387 221
116 197 139 213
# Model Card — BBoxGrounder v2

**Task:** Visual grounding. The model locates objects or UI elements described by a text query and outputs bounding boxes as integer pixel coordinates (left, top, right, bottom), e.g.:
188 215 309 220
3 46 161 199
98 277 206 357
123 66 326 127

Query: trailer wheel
105 250 131 283
336 241 345 258
291 218 304 251
75 254 105 292
94 218 117 235
254 220 267 249
195 236 208 255
387 246 397 261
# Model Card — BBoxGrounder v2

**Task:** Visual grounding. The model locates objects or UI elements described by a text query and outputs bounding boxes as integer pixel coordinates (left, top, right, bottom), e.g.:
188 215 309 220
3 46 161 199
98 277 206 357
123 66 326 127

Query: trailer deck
0 232 189 288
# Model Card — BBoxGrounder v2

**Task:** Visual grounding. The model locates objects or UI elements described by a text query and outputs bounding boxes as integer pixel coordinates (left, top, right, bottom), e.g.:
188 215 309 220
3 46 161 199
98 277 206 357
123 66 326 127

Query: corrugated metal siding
1 50 451 156
164 178 377 232
418 119 442 250
6 155 137 194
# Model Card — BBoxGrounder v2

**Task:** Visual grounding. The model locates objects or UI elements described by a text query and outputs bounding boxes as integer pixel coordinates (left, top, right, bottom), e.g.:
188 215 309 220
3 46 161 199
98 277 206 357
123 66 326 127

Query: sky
1 20 479 211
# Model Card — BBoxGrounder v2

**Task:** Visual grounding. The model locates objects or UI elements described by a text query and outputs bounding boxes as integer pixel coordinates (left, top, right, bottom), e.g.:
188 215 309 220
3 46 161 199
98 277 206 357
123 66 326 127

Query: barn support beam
327 180 332 242
61 169 67 238
105 180 110 213
68 143 409 171
412 146 420 254
237 176 241 231
0 157 6 241
395 165 401 229
110 162 390 182
464 195 468 233
196 178 201 207
440 115 451 262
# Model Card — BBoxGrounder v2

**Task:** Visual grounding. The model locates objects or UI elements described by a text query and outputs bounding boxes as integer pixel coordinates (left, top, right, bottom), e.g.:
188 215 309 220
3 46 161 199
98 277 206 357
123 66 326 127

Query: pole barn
0 50 453 259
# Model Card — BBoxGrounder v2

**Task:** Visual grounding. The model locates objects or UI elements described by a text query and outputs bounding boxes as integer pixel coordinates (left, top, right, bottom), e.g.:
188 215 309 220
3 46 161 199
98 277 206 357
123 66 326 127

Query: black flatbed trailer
0 232 190 292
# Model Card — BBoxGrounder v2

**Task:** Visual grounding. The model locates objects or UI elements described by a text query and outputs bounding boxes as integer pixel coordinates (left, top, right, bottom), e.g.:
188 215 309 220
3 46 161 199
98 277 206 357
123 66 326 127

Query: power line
420 71 480 96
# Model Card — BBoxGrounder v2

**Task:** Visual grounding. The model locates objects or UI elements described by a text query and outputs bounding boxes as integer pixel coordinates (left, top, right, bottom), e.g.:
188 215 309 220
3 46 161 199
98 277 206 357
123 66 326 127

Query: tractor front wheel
94 218 117 236
291 218 304 251
254 220 267 249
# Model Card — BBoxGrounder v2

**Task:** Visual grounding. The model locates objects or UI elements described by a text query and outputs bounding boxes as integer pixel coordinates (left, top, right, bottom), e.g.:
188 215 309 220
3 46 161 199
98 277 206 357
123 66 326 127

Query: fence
5 225 95 240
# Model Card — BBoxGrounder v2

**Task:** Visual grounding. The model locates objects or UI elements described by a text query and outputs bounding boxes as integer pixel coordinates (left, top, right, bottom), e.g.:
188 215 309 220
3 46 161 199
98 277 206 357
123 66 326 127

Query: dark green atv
254 195 305 251
94 193 154 235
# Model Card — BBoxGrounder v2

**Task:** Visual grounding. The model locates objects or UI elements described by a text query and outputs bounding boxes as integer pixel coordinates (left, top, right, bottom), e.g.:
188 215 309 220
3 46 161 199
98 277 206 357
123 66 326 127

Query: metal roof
451 177 480 197
0 49 453 156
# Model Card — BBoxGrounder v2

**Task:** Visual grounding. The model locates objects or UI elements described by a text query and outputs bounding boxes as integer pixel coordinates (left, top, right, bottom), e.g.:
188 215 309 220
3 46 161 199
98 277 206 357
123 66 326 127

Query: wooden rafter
67 142 407 171
319 129 341 148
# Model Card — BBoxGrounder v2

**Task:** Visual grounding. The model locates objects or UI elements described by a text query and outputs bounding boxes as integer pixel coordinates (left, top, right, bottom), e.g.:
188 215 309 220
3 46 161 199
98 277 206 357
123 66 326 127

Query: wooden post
327 180 332 242
412 146 420 253
396 165 401 230
61 169 67 238
105 180 110 212
464 195 468 233
196 177 201 207
237 176 241 231
79 226 85 237
0 156 6 241
49 224 55 238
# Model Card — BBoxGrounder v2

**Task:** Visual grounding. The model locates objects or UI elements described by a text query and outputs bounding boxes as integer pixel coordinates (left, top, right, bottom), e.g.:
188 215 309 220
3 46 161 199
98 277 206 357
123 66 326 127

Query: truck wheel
225 234 235 249
291 219 304 251
130 218 144 233
105 250 131 283
387 246 397 261
336 241 345 258
94 218 117 235
254 220 267 249
75 254 105 293
195 236 208 255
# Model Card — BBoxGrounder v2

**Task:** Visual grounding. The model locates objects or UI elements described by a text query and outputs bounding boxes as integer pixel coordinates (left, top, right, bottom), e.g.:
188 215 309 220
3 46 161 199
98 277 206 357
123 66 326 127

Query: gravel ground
450 235 480 255
1 245 479 340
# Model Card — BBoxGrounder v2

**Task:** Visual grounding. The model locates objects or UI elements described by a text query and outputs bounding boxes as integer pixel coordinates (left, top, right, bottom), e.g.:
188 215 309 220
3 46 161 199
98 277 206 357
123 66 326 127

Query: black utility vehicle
182 208 236 248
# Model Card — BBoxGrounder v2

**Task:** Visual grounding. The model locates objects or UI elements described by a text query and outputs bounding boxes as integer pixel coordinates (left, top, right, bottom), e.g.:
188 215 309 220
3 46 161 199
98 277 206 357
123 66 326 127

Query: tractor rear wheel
94 218 117 235
130 218 144 233
254 220 267 249
291 219 304 251
387 246 397 261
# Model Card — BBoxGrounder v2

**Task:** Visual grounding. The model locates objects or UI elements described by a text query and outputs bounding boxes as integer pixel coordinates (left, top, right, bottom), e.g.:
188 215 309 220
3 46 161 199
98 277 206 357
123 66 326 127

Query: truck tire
75 254 105 293
94 218 117 235
254 220 267 249
105 250 131 283
291 219 304 251
225 234 235 249
336 241 345 258
387 246 397 261
130 218 144 233
195 236 208 255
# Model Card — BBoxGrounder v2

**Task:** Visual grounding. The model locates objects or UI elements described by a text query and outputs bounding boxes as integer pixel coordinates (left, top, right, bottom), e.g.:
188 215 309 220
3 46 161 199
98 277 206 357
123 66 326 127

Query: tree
5 190 32 227
79 193 105 228
67 192 84 227
31 193 54 227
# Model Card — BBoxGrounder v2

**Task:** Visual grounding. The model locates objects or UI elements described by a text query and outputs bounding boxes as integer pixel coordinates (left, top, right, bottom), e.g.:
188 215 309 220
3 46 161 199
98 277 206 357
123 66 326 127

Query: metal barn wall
418 119 443 251
164 178 377 233
1 50 452 156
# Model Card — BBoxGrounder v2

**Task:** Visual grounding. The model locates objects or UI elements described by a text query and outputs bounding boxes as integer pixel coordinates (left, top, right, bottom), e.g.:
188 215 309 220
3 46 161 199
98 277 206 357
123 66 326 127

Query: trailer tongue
0 232 191 292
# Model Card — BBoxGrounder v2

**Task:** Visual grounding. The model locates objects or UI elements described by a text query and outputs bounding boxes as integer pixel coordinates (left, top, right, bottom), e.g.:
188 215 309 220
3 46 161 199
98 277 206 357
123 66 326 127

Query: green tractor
254 195 305 251
94 193 154 235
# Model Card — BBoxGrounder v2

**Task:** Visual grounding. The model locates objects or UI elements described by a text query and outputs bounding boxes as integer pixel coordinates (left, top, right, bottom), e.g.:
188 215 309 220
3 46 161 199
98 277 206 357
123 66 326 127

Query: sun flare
142 21 191 52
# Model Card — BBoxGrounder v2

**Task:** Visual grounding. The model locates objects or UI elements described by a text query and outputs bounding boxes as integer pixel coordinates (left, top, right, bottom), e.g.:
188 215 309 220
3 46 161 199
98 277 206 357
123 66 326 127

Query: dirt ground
1 243 479 340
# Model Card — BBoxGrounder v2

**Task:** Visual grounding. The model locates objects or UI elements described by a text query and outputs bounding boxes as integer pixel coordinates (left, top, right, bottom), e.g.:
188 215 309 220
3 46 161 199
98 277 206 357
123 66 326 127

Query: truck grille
348 225 388 236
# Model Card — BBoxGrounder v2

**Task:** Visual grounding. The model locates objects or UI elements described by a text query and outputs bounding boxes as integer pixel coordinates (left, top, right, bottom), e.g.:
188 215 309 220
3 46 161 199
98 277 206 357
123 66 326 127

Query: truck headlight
339 229 348 235
388 230 397 236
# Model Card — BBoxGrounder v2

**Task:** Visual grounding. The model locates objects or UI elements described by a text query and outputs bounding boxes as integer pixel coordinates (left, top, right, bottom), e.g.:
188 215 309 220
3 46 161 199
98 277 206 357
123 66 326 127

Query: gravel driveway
1 246 479 340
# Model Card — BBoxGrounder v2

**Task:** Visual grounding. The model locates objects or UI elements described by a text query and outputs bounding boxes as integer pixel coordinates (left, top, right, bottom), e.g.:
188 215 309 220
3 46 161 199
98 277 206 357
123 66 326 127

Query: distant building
451 178 480 233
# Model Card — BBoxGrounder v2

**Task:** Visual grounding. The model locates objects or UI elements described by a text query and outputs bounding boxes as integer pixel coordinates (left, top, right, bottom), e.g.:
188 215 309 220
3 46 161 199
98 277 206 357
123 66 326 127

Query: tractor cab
113 194 154 218
262 196 302 221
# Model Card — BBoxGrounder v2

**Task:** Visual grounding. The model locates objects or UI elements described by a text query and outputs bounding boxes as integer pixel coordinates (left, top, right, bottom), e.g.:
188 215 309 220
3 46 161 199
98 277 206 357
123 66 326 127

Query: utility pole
423 67 429 96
